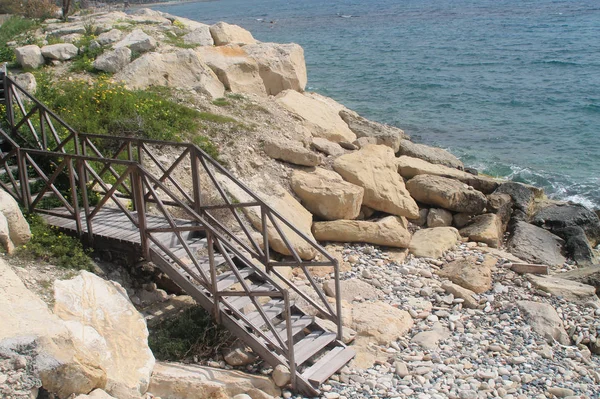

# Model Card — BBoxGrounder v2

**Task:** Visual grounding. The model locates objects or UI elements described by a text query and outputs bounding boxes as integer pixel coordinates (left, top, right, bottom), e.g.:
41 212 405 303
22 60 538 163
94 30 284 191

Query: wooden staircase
0 71 355 395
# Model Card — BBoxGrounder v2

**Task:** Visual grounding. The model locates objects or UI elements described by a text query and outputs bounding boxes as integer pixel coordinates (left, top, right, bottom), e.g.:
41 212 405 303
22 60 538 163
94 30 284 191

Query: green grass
149 306 233 361
34 74 202 142
198 112 237 125
192 135 222 162
211 98 231 107
17 213 94 271
69 35 105 73
0 16 39 63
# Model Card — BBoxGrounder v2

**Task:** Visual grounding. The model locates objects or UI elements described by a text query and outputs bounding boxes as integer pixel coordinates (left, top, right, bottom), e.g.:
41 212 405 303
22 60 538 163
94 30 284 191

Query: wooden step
303 346 356 386
216 267 255 291
223 281 278 311
244 299 285 328
263 314 314 344
293 331 337 366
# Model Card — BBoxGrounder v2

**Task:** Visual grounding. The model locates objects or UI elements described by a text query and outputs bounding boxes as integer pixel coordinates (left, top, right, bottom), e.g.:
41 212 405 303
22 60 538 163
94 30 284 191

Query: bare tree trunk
62 0 72 20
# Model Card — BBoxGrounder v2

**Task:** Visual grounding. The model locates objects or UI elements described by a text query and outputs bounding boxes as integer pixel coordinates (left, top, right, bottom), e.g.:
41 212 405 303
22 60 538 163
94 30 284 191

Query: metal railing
0 72 343 385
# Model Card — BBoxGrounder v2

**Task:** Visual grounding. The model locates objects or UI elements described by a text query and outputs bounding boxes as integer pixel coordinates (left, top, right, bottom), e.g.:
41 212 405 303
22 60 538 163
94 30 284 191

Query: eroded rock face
276 90 356 143
409 227 461 258
339 110 407 152
263 138 320 167
113 49 225 99
311 137 345 157
532 203 600 247
291 168 363 220
15 45 45 69
113 29 157 53
183 25 214 46
0 190 31 247
147 362 280 399
210 22 257 46
437 256 495 294
406 174 487 214
197 45 267 96
493 182 538 221
41 43 78 61
244 42 307 95
506 221 566 267
313 216 412 248
398 139 463 170
54 272 155 399
459 213 503 248
333 145 419 218
517 301 570 345
350 301 413 345
93 47 131 74
427 208 453 228
526 275 597 302
397 156 499 194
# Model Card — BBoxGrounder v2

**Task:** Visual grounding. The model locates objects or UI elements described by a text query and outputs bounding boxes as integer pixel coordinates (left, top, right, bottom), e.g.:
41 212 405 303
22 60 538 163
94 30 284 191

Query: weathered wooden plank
244 299 284 327
510 263 549 275
294 331 336 366
263 315 314 344
216 268 255 291
304 347 356 385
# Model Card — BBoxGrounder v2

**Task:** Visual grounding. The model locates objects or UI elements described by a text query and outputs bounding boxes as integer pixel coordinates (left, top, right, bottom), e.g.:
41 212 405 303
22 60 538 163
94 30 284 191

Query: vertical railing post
77 158 94 244
5 77 14 133
16 149 28 208
132 167 149 259
261 205 271 274
334 258 343 341
284 290 297 389
67 157 82 237
207 231 221 323
191 147 202 214
39 109 47 150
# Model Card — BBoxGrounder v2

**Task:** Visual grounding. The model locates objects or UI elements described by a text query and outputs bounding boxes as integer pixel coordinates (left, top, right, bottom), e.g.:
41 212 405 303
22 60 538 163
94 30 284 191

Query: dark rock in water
464 167 479 176
494 182 536 222
561 265 600 295
506 221 566 267
532 203 600 247
554 226 597 265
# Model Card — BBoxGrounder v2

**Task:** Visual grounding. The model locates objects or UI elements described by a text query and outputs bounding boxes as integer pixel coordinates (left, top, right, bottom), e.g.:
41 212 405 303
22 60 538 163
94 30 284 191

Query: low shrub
0 16 39 63
18 213 94 271
149 306 233 361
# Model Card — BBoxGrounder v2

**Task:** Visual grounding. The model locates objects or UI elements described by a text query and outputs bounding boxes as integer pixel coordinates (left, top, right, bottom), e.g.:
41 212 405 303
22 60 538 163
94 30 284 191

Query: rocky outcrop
0 190 31 247
526 275 597 302
264 138 320 166
557 226 597 265
398 139 463 170
113 29 157 53
486 192 512 230
183 25 214 46
333 145 419 218
437 256 494 294
54 271 155 399
493 182 537 221
210 22 257 46
561 265 600 294
0 259 107 398
517 301 570 345
291 168 363 220
409 227 461 258
397 156 499 194
15 45 45 69
97 29 123 45
244 42 307 95
13 72 37 94
506 221 566 267
350 301 413 345
532 203 600 247
311 137 345 157
197 45 267 96
339 110 407 152
114 49 225 99
406 174 487 214
93 47 131 74
459 213 503 248
313 216 412 248
41 43 79 61
427 208 453 228
276 90 356 143
148 362 280 399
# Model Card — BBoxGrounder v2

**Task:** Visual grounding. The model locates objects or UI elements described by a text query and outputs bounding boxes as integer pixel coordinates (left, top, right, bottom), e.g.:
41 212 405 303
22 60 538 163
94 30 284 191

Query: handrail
0 72 344 369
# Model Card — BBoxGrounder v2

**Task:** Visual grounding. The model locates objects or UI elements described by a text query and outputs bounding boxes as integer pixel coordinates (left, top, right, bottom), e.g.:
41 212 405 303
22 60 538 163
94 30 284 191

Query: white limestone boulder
406 174 488 214
209 22 257 46
333 145 419 218
114 29 157 53
398 139 464 170
41 43 79 61
54 271 155 399
0 190 31 246
313 216 412 248
264 138 320 166
196 45 266 96
183 25 214 46
93 47 131 73
276 90 356 143
13 72 37 95
409 227 461 258
114 49 225 99
97 29 123 46
15 45 45 69
291 168 363 220
244 42 307 95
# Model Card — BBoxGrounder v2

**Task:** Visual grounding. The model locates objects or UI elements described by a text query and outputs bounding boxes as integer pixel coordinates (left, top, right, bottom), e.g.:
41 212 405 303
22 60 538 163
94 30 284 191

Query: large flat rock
526 274 597 302
313 216 412 248
532 203 600 247
409 227 461 258
333 145 419 218
398 139 463 169
437 256 494 294
517 301 570 345
506 221 566 267
406 174 487 214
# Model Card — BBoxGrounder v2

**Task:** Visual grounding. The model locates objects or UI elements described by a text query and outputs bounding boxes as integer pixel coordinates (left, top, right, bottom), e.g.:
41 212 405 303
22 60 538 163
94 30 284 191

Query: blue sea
154 0 600 210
